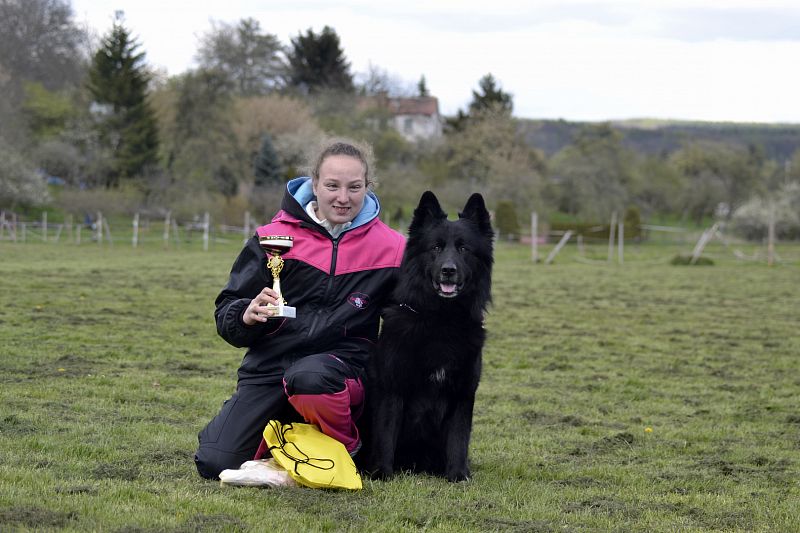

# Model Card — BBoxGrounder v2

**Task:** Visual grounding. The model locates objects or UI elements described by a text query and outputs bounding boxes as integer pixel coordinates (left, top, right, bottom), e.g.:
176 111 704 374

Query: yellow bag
263 420 362 490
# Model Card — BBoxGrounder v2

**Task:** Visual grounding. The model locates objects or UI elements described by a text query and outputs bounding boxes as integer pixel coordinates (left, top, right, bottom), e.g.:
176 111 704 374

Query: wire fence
0 210 254 251
2 208 797 266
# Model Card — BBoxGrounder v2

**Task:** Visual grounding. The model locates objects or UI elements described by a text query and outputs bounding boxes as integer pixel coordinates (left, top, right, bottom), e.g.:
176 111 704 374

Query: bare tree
356 62 414 97
0 0 87 143
196 18 285 95
0 0 87 91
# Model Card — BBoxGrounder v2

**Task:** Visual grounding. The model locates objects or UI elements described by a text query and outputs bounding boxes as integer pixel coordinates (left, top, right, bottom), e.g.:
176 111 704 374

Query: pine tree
287 26 353 93
469 73 513 115
417 75 430 97
447 74 514 133
253 134 283 186
87 15 159 186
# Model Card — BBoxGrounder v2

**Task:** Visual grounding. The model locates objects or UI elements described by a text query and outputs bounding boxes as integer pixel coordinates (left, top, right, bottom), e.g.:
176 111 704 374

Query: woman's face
312 154 368 225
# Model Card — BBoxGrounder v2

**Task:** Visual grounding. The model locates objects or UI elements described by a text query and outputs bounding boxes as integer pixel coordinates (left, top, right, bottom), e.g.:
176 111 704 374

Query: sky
71 0 800 123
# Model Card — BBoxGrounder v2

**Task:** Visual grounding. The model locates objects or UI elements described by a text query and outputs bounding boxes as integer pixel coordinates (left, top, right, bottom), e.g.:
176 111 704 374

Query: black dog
365 191 493 482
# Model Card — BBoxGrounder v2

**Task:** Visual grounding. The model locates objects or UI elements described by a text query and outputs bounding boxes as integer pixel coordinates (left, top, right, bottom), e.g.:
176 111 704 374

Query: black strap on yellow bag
263 420 362 490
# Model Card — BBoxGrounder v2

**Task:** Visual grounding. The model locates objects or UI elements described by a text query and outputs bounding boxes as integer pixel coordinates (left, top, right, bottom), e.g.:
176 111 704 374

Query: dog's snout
441 261 457 277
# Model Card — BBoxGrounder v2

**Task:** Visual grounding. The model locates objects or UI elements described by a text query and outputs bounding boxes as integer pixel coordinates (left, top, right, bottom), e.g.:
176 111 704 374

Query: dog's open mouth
435 281 461 298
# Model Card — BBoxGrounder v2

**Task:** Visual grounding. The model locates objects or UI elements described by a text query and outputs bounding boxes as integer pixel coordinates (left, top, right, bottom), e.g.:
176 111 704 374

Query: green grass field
1 237 798 532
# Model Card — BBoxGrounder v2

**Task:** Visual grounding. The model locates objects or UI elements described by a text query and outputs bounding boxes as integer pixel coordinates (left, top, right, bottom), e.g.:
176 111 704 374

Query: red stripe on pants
285 377 364 453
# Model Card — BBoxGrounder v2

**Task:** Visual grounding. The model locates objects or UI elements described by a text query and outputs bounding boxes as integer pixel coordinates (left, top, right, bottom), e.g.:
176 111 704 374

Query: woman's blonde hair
308 137 376 188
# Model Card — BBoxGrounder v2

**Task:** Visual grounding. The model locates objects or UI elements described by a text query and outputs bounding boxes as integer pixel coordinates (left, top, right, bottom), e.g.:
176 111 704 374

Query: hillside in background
519 118 800 161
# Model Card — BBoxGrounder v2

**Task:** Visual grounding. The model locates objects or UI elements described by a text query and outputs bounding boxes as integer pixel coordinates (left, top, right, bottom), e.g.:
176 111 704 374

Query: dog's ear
409 191 447 235
459 193 492 236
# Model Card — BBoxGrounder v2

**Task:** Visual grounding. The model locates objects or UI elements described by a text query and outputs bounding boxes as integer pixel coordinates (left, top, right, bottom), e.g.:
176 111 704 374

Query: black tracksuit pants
194 353 364 480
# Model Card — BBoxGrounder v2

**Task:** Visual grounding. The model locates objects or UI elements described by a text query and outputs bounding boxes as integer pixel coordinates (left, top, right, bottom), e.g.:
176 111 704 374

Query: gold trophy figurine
258 235 297 319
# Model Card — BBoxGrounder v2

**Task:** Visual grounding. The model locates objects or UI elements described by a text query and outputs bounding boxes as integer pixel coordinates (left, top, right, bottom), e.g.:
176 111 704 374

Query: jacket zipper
306 237 340 339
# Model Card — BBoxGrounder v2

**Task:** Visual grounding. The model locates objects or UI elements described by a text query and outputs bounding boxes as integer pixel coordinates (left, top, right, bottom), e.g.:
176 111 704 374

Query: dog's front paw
445 468 471 482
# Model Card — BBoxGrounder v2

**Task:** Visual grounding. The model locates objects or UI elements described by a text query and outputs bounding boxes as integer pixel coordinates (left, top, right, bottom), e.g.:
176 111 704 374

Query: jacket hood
285 176 381 230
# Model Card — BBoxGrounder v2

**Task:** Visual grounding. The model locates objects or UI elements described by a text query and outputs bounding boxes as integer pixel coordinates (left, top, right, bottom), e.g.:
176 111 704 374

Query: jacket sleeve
214 236 276 348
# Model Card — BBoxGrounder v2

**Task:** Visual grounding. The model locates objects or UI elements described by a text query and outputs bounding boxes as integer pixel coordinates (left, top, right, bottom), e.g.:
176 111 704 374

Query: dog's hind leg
443 393 476 482
369 392 404 479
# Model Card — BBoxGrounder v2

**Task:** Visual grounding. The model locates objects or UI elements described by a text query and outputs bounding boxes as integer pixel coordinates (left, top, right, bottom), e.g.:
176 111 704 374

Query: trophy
259 235 296 319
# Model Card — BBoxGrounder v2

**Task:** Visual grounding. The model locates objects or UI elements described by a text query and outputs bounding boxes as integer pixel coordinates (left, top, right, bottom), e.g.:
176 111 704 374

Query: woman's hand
243 287 281 325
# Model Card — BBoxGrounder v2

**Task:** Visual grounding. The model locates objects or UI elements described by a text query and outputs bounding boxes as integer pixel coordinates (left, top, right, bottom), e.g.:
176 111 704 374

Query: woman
195 139 405 479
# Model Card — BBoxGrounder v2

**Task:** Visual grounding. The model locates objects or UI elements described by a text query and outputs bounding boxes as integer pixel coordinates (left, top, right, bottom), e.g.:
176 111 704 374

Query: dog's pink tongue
440 283 457 294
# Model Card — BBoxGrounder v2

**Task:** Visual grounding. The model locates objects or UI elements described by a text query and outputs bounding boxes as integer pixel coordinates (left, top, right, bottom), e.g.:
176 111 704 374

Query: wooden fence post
171 218 180 245
531 212 538 263
618 220 624 265
132 213 140 248
690 222 719 264
163 212 171 248
244 211 251 244
767 210 776 266
545 230 573 265
42 211 48 242
202 212 210 251
103 218 113 245
96 212 103 244
607 211 617 263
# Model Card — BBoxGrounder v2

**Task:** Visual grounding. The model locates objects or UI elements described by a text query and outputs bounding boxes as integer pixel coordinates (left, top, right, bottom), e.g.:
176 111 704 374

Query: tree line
1 0 798 240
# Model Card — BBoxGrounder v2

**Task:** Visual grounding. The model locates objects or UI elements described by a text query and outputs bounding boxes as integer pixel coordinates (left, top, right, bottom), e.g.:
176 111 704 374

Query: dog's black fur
363 191 493 482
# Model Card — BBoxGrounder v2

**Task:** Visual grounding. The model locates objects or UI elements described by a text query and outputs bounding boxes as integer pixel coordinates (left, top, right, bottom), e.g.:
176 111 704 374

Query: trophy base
265 305 296 319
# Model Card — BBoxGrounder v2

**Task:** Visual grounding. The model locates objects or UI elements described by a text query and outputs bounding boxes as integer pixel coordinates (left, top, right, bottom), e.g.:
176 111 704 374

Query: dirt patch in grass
521 411 589 427
542 361 574 371
178 513 246 532
92 462 140 481
13 354 100 379
164 361 212 376
146 448 193 466
563 497 639 518
0 414 36 435
481 517 556 532
569 431 636 456
0 505 77 528
55 484 98 494
685 506 756 531
139 448 196 482
551 476 601 488
114 527 158 533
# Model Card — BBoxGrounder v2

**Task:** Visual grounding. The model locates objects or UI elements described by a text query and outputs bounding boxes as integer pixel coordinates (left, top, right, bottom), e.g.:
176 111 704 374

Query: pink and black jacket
214 177 405 385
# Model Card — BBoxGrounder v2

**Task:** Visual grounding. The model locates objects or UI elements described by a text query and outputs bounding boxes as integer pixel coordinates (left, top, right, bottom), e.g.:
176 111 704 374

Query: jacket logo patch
347 293 370 310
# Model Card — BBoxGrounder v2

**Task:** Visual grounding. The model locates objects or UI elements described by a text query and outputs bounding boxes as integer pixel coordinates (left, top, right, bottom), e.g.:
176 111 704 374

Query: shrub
494 200 519 240
623 206 642 240
730 182 800 240
54 185 143 217
0 145 50 207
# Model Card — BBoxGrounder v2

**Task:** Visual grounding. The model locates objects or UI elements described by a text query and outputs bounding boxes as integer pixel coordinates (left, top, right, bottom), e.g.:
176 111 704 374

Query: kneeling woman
194 138 405 479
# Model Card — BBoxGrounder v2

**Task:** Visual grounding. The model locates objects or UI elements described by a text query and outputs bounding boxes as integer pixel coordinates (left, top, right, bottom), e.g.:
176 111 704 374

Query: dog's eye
458 245 468 253
432 245 442 252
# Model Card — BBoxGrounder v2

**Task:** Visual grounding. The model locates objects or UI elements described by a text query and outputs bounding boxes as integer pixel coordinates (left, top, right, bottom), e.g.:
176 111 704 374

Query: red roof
359 95 440 117
387 97 439 117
